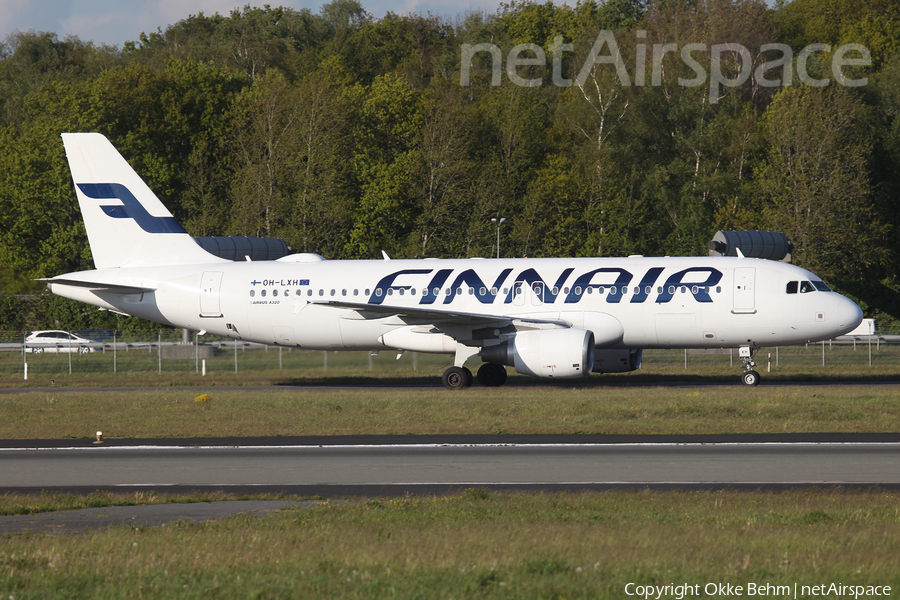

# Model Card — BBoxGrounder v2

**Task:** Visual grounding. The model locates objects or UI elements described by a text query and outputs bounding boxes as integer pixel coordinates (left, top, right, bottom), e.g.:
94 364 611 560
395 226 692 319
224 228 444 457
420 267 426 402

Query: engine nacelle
593 349 642 373
480 328 595 378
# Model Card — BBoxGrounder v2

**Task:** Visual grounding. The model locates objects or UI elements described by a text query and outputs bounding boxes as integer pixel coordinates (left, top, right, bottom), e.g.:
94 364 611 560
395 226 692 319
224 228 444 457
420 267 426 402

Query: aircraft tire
742 370 761 386
477 363 508 387
442 366 473 390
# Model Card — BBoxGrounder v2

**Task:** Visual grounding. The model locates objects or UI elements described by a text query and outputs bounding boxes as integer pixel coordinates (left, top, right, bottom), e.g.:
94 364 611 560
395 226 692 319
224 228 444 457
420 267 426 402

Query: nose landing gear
739 346 760 386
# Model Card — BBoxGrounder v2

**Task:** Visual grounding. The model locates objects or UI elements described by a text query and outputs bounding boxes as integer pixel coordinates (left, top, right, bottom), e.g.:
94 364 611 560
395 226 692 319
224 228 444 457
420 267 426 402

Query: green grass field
0 384 898 438
1 489 898 599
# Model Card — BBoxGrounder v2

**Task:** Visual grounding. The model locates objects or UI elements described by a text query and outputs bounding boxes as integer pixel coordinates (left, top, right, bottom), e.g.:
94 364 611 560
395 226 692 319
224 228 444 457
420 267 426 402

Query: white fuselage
49 255 862 352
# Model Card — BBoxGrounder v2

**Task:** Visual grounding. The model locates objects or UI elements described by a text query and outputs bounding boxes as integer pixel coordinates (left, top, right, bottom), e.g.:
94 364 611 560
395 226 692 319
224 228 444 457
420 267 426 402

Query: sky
0 0 506 48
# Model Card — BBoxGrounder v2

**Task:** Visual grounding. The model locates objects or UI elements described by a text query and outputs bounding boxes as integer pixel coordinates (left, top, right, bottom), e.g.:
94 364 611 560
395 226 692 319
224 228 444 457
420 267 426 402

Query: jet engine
480 328 595 378
593 349 642 373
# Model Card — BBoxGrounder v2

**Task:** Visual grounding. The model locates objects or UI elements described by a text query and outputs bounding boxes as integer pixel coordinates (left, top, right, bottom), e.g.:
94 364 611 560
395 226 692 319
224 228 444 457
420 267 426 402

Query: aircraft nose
837 296 863 332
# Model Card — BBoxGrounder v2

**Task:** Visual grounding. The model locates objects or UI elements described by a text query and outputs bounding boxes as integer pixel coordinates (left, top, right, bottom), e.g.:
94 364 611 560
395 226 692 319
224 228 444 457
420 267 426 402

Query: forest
0 0 898 331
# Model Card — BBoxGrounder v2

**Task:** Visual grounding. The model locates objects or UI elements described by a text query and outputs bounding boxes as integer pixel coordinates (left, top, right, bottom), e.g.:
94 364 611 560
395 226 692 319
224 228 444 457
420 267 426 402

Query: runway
2 435 899 494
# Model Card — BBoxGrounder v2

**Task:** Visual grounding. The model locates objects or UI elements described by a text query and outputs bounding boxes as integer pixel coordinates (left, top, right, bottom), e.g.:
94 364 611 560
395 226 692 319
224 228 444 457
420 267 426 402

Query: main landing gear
442 366 472 390
441 363 508 390
739 346 760 386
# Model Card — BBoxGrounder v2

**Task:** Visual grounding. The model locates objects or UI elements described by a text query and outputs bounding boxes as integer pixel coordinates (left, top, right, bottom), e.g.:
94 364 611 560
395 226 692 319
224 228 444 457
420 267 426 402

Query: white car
25 330 99 353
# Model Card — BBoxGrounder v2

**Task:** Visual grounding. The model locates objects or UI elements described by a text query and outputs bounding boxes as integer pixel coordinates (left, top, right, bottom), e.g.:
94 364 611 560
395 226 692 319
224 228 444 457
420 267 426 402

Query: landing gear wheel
476 363 508 387
442 366 473 390
742 370 761 386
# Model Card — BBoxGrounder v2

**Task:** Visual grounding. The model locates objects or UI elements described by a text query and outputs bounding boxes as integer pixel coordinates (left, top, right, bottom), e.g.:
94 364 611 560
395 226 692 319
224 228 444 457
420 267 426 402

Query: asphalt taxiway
3 433 899 532
2 433 899 492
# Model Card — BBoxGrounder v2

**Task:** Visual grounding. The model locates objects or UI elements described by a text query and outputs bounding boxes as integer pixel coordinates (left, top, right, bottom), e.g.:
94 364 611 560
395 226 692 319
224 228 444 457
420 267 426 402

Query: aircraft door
200 271 224 318
733 268 756 312
513 281 526 306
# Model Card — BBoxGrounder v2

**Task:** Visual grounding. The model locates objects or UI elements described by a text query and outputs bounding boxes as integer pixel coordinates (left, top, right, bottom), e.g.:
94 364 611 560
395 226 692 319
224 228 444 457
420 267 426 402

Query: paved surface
3 435 899 533
2 439 899 487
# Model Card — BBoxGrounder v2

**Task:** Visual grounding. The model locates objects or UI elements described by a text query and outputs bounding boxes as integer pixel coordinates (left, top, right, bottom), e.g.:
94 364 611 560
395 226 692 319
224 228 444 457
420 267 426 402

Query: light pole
491 217 506 258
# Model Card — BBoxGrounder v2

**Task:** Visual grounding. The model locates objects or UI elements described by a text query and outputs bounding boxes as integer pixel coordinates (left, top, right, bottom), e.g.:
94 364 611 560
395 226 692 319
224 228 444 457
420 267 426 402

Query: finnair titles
43 133 863 389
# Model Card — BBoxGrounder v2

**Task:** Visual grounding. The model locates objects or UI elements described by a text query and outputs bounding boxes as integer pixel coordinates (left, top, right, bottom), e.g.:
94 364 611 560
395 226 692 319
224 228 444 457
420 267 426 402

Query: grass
0 489 898 598
1 385 899 439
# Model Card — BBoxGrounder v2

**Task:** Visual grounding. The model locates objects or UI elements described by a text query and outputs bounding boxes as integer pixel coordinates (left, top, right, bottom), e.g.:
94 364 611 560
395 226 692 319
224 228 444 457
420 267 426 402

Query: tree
757 86 886 279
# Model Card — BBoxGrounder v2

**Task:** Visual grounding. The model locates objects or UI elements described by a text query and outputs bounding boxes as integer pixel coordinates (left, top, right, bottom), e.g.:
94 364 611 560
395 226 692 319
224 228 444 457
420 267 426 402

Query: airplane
42 133 864 389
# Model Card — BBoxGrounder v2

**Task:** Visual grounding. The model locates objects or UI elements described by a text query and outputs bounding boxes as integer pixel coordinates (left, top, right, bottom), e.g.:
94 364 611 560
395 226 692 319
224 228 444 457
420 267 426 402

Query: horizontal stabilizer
37 277 155 295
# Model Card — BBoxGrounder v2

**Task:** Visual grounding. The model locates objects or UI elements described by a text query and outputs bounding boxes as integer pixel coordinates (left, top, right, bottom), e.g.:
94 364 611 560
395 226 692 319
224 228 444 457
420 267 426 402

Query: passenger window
273 290 278 297
250 290 255 297
786 281 798 294
376 289 383 297
261 290 267 297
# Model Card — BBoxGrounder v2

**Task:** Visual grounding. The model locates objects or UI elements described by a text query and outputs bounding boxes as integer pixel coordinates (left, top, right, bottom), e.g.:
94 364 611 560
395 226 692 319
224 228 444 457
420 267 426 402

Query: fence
1 329 898 379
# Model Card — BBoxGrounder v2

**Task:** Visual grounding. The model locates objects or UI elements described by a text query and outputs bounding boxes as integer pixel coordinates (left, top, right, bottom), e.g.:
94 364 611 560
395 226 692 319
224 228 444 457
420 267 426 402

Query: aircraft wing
317 300 570 330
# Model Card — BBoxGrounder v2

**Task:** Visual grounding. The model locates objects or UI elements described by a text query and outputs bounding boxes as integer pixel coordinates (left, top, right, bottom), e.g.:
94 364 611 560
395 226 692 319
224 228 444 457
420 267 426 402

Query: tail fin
62 133 225 269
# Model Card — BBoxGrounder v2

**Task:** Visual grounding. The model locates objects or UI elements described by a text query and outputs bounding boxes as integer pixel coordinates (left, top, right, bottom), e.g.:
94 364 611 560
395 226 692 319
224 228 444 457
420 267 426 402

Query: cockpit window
786 281 798 294
811 280 831 292
800 281 815 293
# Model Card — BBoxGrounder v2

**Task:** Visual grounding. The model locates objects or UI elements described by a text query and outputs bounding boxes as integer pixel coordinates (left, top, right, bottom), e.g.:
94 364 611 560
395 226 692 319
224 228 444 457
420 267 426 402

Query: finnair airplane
43 133 863 389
